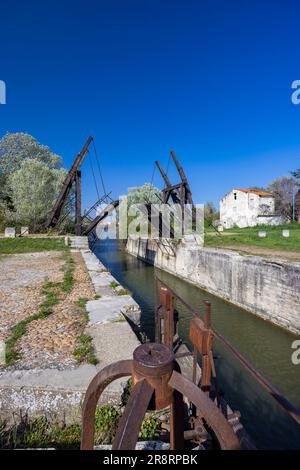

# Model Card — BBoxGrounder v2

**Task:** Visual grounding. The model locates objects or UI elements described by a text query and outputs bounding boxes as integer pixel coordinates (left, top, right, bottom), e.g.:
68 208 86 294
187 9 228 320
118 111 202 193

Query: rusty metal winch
80 340 240 450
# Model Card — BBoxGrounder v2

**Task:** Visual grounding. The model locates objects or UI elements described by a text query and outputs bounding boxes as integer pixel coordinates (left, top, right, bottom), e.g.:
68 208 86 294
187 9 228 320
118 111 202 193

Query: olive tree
0 132 62 176
8 160 66 231
126 183 161 207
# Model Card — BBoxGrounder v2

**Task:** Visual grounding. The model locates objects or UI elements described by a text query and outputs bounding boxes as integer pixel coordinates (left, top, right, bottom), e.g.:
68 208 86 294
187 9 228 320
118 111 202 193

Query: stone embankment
126 237 300 335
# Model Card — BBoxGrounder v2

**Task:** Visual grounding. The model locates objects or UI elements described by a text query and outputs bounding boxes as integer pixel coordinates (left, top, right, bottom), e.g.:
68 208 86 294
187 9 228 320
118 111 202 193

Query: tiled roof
235 188 273 197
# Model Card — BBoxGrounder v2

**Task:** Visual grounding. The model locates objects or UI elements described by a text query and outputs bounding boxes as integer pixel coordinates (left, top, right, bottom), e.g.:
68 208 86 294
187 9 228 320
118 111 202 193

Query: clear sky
1 0 300 210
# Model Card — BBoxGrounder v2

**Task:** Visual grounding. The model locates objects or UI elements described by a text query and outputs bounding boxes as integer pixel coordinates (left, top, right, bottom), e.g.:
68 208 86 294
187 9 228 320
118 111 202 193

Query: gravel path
0 251 95 370
13 252 95 370
0 252 64 341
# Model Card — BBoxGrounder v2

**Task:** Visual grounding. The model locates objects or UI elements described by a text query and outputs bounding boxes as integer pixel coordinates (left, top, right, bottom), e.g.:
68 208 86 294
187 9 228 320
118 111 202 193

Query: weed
94 405 121 445
73 334 98 365
111 315 126 323
109 281 119 289
139 415 161 440
117 288 130 296
75 297 89 309
121 378 132 406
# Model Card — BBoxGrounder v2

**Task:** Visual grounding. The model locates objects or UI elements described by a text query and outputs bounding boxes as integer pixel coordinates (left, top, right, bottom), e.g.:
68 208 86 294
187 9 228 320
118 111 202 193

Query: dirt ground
220 245 300 261
0 252 65 342
0 251 95 370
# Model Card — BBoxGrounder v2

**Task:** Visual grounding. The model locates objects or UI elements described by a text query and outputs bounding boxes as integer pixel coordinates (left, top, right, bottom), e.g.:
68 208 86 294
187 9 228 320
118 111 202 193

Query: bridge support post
75 170 82 236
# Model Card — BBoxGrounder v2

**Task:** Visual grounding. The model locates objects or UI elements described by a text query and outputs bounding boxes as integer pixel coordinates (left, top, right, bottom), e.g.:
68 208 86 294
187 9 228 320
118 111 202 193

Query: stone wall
126 238 300 334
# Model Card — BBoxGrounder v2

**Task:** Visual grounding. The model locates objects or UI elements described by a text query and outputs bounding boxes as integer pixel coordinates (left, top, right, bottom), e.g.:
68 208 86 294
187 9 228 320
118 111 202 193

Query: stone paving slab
87 296 140 325
81 249 105 272
86 322 140 367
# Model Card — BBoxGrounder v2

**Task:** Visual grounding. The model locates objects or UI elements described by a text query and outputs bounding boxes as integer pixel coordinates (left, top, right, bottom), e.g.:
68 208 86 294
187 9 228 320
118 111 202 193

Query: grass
0 402 162 448
73 334 98 365
111 315 126 323
116 288 131 296
205 223 300 252
4 252 74 366
73 297 98 365
0 404 121 449
5 279 61 365
4 250 98 367
0 237 66 255
109 280 119 288
61 252 75 293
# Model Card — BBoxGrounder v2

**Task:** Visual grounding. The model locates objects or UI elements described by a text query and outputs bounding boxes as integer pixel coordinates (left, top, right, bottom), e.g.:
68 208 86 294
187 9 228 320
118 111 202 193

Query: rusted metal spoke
112 379 154 450
170 362 184 450
169 371 240 450
81 360 133 450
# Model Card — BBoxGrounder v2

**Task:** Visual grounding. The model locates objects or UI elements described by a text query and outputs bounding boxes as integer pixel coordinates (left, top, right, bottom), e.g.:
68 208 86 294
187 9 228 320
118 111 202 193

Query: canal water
93 240 300 450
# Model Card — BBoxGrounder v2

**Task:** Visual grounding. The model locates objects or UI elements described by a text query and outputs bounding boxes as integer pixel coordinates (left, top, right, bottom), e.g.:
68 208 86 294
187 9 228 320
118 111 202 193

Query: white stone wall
127 238 300 334
220 190 275 228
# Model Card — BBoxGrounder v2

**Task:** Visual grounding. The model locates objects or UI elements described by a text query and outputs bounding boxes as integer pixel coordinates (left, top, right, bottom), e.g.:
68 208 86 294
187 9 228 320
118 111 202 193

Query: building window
233 192 237 200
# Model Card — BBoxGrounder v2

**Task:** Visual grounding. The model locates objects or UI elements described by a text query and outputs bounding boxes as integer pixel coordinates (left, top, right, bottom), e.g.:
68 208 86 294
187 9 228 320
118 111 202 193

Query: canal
93 239 300 450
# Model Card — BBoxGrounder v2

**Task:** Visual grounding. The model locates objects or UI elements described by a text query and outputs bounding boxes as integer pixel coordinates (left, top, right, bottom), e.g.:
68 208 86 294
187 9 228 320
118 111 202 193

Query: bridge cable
165 153 171 176
87 150 101 201
146 163 156 203
91 139 108 200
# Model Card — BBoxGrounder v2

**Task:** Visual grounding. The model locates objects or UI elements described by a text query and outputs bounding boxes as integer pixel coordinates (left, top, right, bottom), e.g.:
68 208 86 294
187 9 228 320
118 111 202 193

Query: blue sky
1 0 300 210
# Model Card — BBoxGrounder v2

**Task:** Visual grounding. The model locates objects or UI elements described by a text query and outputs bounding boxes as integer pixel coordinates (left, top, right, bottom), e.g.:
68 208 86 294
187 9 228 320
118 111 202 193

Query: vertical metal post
201 301 212 393
204 301 211 329
159 287 174 348
75 170 82 235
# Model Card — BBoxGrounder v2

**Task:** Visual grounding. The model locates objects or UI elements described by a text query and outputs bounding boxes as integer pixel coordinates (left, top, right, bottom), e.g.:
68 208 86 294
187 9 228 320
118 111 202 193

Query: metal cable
92 139 107 198
87 150 101 201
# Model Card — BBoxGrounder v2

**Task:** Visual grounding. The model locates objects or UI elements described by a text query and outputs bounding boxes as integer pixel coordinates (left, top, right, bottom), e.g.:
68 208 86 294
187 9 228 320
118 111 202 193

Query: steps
68 236 89 250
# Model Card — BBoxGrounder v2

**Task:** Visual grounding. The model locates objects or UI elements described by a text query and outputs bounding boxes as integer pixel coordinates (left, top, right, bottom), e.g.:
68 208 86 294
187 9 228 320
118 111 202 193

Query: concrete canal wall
126 238 300 335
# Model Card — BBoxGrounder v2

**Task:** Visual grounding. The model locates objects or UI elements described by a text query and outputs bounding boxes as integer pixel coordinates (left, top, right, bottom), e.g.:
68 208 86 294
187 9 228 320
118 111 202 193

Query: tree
0 132 62 176
0 133 65 230
267 176 299 221
204 201 219 224
8 160 67 231
126 183 161 207
291 169 300 181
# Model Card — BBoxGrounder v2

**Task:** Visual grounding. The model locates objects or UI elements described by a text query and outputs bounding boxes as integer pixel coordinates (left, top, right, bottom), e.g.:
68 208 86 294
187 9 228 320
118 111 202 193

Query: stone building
220 188 281 229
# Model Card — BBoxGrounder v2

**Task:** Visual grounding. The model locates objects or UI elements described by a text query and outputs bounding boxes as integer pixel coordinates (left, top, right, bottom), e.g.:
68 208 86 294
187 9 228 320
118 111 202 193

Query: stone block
20 226 29 236
4 227 15 238
282 229 290 238
258 231 267 238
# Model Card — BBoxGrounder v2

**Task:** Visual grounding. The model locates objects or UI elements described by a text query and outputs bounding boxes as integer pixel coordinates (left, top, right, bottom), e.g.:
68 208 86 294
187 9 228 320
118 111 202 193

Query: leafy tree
7 160 67 231
0 133 65 230
267 176 299 221
204 201 219 223
0 132 62 176
126 183 161 207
